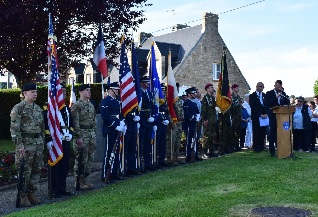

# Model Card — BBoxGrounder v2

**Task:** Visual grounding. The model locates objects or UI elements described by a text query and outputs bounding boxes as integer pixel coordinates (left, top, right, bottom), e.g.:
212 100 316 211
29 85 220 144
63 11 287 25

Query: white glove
46 141 53 150
195 114 201 122
116 125 124 132
162 120 169 125
64 133 73 141
147 117 154 123
137 123 140 129
122 126 127 135
153 125 157 131
120 120 125 127
133 116 140 122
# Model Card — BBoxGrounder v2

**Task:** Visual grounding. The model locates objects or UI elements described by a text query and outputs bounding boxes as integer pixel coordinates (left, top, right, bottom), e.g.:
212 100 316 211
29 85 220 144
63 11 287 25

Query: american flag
47 13 65 166
119 37 138 117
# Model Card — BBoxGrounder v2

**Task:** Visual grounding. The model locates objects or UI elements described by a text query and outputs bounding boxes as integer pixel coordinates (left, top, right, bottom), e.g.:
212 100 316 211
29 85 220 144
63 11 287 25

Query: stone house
109 12 250 97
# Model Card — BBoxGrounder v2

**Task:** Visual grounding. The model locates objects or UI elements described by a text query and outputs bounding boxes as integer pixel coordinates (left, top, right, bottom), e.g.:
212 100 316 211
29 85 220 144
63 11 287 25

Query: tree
314 78 318 96
0 0 151 86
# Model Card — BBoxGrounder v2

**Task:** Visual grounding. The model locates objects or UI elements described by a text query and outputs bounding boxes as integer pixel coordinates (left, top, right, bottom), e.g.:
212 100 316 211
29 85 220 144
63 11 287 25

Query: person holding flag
44 83 73 198
183 87 201 162
100 82 125 182
119 38 140 176
216 47 232 155
155 83 170 168
139 76 155 171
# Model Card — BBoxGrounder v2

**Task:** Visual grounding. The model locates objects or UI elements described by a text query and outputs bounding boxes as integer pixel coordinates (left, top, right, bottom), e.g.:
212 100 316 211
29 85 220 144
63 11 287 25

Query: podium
272 105 296 158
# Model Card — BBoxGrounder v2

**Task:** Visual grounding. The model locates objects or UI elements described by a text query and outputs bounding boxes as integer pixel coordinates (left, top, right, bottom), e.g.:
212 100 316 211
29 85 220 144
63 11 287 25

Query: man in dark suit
249 82 268 153
264 80 290 156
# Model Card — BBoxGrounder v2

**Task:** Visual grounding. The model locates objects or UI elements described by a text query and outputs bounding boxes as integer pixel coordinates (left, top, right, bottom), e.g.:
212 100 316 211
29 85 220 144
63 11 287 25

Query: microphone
280 94 290 100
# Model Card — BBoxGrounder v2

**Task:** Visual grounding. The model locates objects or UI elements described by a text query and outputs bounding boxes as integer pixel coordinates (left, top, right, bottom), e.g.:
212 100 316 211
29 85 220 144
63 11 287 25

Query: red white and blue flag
119 37 138 117
93 24 108 78
47 13 65 166
69 79 76 107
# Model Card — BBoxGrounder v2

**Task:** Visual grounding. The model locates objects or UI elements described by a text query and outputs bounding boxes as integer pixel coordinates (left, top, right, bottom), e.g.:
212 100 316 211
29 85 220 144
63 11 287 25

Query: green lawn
7 150 318 217
0 140 15 152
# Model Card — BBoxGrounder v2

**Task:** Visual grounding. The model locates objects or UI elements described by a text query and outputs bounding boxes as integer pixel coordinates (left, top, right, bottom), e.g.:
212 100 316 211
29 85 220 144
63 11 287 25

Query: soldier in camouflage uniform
166 90 184 165
201 83 217 158
230 84 242 152
10 83 44 207
71 84 96 190
218 109 232 155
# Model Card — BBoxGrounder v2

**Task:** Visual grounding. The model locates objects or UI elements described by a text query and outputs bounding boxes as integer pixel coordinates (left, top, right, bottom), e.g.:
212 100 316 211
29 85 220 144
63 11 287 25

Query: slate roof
140 24 203 72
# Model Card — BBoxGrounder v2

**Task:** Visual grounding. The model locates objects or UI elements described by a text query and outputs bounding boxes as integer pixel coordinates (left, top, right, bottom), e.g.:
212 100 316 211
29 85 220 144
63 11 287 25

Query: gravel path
0 162 109 216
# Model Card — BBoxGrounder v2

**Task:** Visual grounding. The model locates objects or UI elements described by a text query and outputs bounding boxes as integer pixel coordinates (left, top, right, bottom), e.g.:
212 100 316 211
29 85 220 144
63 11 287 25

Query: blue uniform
124 109 138 173
155 102 170 166
139 88 154 170
183 98 199 161
44 104 73 195
100 95 121 179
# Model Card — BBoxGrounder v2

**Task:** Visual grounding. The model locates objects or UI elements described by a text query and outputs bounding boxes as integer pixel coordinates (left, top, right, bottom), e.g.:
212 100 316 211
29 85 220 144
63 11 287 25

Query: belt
21 133 40 138
110 115 119 118
80 125 94 129
141 109 151 112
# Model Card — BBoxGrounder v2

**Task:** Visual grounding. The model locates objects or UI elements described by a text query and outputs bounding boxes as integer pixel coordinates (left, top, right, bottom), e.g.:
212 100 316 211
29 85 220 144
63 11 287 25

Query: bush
0 151 18 187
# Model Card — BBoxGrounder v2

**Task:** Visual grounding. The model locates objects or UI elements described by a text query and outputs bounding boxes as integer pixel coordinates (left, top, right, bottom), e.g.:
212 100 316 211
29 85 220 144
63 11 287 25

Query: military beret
140 76 150 82
22 83 37 92
205 83 213 90
60 82 66 89
185 87 197 94
231 84 239 89
160 83 167 91
106 82 120 90
289 95 295 99
78 84 90 91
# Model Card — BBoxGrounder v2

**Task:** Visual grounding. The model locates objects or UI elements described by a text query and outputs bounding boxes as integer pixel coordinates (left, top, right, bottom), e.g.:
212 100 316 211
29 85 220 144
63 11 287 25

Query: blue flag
150 42 165 120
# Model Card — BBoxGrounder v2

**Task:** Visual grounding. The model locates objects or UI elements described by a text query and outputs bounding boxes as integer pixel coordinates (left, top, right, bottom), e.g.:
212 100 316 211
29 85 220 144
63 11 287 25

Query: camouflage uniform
71 99 96 178
10 100 44 193
166 99 184 162
230 93 242 151
201 94 216 154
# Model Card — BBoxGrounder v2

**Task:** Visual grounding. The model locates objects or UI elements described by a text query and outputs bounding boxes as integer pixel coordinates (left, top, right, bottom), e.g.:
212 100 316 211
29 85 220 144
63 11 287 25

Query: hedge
0 83 103 139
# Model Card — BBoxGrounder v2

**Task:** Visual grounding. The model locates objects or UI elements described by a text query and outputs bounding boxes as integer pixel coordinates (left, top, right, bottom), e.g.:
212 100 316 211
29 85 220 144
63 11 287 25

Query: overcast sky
135 0 318 97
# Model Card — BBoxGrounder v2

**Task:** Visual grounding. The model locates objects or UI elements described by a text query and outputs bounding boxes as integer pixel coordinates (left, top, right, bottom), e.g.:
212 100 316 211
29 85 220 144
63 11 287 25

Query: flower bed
0 151 18 187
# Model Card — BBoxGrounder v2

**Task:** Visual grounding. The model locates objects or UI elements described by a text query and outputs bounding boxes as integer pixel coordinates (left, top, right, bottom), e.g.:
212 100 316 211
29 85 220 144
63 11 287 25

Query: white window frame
212 63 221 81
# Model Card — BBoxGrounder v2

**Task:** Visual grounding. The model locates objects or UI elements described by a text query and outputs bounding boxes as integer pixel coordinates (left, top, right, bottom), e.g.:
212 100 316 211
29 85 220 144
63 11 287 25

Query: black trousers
51 140 70 194
311 122 317 150
252 119 267 152
293 129 311 151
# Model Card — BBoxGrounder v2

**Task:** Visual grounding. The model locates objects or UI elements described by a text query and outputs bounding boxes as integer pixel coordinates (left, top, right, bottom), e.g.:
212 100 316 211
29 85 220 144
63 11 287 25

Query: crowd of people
10 79 318 207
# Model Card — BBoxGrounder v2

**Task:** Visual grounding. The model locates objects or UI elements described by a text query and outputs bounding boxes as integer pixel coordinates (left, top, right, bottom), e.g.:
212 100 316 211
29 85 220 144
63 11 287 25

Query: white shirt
312 107 318 122
293 106 312 129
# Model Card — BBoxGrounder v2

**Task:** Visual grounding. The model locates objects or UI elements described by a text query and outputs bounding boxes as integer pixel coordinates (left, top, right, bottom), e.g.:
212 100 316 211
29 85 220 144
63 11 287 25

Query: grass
6 150 318 217
0 140 15 152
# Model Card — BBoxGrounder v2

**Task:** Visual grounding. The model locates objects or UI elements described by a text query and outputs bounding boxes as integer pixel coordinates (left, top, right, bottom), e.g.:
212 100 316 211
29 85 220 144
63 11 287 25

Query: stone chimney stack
202 12 218 33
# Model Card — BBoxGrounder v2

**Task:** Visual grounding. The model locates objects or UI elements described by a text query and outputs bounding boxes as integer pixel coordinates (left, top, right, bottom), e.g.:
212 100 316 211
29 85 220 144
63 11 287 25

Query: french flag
93 24 108 78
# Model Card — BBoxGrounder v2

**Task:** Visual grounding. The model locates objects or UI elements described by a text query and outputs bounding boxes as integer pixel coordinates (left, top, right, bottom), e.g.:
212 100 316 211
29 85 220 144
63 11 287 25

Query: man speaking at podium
265 80 290 157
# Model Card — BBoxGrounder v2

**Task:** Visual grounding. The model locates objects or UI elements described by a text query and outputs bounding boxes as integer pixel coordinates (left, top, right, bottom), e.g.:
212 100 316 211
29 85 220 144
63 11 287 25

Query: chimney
202 12 218 33
172 24 190 32
138 32 153 47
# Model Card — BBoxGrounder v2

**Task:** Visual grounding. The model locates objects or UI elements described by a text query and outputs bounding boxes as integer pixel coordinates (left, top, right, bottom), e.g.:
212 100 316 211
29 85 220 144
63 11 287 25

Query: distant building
0 72 17 89
109 12 250 96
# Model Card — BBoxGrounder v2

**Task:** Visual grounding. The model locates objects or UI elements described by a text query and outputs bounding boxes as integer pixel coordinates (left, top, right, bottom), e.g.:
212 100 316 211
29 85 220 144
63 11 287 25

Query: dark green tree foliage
0 0 151 86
